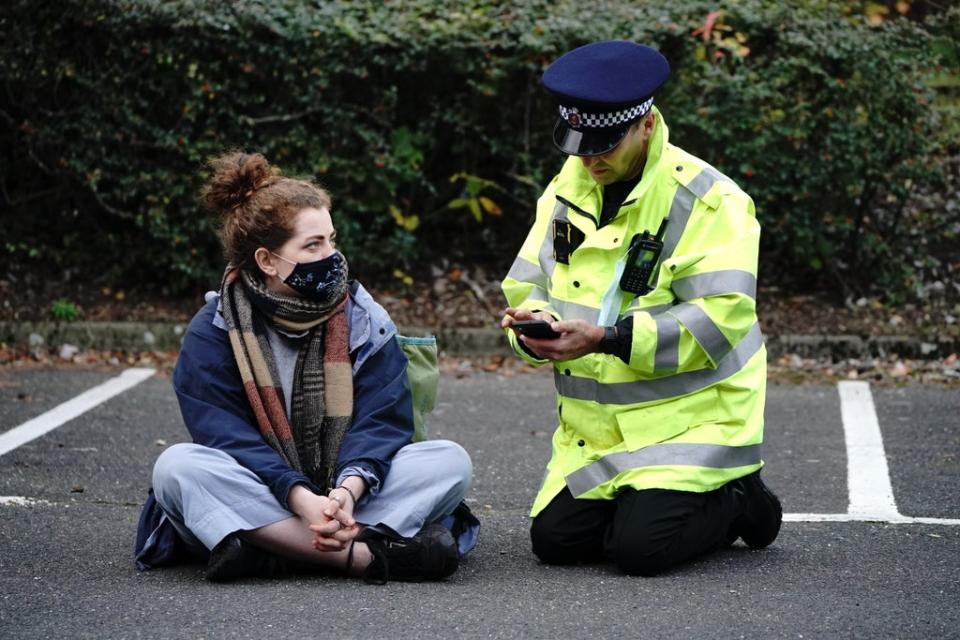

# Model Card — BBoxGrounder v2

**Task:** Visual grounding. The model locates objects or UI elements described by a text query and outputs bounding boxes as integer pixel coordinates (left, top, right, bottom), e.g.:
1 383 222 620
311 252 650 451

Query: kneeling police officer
501 41 782 576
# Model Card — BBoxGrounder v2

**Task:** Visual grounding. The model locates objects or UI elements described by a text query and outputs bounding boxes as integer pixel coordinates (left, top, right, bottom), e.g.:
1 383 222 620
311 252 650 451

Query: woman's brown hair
201 151 331 270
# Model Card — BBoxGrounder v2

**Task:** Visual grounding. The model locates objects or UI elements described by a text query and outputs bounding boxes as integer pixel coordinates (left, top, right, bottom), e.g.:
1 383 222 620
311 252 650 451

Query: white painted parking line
778 381 960 526
838 380 900 520
0 496 53 506
785 513 960 525
0 368 156 457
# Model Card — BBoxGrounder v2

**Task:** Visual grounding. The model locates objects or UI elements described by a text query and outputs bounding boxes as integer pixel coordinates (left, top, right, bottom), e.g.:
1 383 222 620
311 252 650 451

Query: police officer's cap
543 41 670 157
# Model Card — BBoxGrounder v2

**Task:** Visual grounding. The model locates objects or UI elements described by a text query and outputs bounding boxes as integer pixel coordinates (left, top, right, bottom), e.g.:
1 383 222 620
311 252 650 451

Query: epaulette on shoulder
671 159 737 210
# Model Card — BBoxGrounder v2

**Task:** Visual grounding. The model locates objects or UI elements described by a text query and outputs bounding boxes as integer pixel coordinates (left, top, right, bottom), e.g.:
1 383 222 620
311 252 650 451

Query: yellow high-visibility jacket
502 108 767 516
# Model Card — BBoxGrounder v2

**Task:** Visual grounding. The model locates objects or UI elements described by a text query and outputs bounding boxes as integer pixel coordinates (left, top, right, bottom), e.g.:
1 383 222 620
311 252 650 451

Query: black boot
727 470 783 549
205 534 290 582
358 523 459 584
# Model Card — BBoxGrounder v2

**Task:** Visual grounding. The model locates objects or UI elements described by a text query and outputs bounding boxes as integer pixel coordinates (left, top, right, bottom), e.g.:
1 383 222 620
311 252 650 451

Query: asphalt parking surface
1 365 957 639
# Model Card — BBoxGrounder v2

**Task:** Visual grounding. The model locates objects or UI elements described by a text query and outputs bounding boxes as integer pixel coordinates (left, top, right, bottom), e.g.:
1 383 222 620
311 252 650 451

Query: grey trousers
151 440 472 554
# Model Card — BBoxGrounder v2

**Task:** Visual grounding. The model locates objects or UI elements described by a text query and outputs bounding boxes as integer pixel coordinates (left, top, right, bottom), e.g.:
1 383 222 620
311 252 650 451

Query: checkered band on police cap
558 96 654 130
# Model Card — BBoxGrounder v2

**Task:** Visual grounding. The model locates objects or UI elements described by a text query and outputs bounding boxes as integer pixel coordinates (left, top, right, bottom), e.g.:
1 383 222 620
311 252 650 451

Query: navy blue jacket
135 282 414 569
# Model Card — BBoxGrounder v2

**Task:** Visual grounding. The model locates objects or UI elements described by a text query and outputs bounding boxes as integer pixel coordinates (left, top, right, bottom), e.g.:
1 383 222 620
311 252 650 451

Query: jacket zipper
555 195 597 226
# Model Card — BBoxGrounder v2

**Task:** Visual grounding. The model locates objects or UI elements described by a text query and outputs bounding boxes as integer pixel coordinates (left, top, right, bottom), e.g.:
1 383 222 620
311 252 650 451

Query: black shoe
205 534 289 582
728 470 783 549
358 523 459 584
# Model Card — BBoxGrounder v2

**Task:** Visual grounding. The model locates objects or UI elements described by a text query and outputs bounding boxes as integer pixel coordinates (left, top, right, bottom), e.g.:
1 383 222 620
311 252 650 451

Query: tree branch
5 185 67 208
85 185 135 220
459 270 500 321
244 108 323 126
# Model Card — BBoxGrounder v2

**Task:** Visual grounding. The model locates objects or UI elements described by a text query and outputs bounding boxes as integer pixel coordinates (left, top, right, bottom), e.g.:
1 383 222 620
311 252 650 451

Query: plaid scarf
219 267 353 492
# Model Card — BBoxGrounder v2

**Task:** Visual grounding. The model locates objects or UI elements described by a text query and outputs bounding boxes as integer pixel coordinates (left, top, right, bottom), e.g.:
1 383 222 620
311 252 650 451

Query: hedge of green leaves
1 0 954 298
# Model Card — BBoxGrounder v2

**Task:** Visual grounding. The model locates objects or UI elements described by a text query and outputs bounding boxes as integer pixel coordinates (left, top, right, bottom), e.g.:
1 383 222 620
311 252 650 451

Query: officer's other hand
520 319 604 362
500 307 555 328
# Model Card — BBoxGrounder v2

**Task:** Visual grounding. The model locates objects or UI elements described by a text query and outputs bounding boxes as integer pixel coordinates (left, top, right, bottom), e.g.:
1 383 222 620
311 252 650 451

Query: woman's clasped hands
289 485 361 552
312 488 361 552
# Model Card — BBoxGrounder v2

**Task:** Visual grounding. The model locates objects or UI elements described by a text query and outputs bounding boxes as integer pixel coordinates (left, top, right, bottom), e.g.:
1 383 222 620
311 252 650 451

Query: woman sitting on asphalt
134 151 476 583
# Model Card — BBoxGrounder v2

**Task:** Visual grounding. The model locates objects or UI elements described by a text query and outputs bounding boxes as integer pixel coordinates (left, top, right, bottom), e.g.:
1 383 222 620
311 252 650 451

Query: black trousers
530 485 739 576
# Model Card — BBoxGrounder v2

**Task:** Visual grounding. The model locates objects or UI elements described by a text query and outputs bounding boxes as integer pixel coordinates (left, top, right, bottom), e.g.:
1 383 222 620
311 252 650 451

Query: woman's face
277 207 337 266
255 207 338 295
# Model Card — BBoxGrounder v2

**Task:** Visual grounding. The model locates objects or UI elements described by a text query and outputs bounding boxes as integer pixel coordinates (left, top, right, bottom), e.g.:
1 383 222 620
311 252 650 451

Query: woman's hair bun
202 151 278 214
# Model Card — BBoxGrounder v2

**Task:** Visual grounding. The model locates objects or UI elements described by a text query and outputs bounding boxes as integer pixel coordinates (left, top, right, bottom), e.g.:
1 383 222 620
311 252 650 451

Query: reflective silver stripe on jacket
685 165 731 200
621 302 674 320
654 302 732 372
668 302 732 364
505 257 548 290
526 288 549 304
565 442 762 497
525 290 559 316
504 262 559 316
672 270 756 301
505 199 562 311
654 314 680 373
651 166 731 289
658 186 695 271
554 322 763 405
550 299 601 324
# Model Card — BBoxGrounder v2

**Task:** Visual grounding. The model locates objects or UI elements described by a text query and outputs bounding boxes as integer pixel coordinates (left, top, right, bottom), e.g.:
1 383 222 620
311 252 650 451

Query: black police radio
619 218 668 295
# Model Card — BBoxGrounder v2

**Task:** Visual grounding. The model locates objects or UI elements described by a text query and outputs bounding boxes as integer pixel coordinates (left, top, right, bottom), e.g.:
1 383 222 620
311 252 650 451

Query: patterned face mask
275 250 349 305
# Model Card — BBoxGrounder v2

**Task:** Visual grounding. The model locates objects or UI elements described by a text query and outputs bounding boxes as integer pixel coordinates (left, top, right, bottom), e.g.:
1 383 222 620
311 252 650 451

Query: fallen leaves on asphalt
768 352 959 387
0 343 178 374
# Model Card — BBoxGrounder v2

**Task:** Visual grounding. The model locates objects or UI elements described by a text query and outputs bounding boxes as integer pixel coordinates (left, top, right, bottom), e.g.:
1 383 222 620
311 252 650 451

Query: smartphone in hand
511 320 561 340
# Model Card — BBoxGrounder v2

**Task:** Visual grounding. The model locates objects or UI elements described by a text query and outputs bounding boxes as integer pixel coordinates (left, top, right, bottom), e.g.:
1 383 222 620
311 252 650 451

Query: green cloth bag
396 335 439 442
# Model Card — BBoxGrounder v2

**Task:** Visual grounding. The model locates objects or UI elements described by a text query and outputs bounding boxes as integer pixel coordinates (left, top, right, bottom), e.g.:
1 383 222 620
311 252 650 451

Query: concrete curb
1 321 957 360
0 321 188 353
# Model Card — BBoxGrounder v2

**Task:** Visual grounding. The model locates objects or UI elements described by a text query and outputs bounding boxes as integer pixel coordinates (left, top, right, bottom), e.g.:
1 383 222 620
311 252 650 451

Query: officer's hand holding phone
501 307 557 330
502 309 603 361
511 320 561 339
503 307 557 359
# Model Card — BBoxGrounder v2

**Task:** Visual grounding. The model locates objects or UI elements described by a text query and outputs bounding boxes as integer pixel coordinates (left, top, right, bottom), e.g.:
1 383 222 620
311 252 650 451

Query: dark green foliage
0 0 953 298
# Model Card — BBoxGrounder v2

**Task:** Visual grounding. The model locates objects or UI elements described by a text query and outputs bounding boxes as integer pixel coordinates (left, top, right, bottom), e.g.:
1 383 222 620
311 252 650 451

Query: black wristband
599 317 634 363
598 325 619 355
